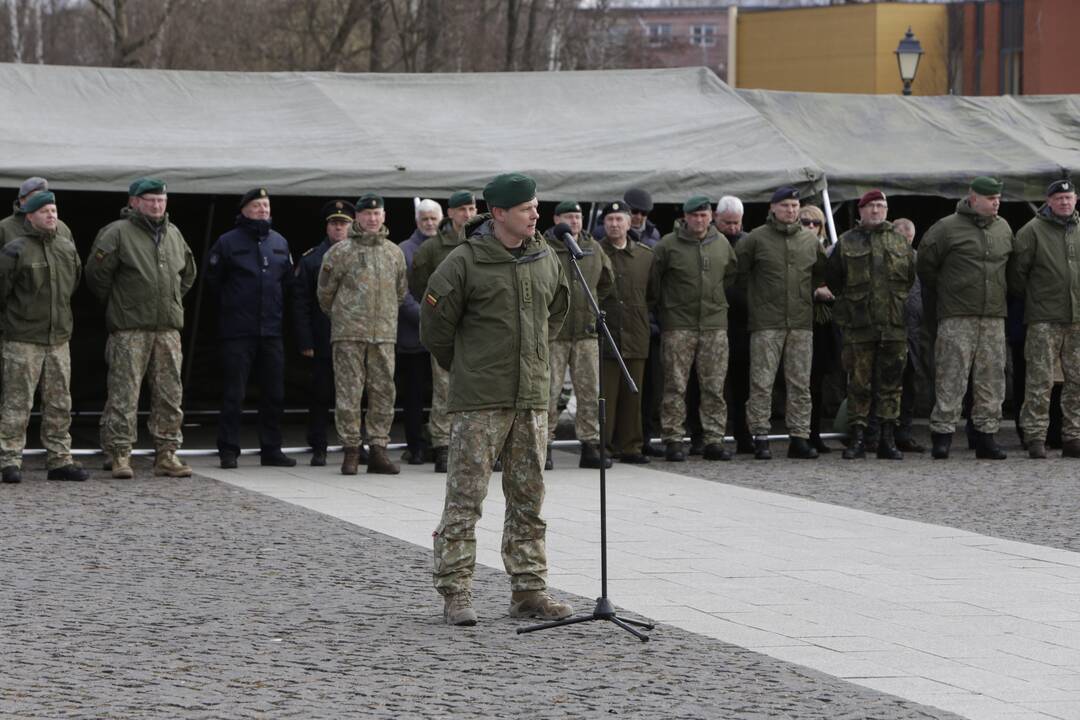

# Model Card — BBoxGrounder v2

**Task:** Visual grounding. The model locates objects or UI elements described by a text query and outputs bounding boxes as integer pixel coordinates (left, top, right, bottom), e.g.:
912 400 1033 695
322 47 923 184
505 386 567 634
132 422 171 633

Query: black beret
623 188 653 212
239 187 269 211
1048 178 1075 196
601 200 632 218
770 186 799 204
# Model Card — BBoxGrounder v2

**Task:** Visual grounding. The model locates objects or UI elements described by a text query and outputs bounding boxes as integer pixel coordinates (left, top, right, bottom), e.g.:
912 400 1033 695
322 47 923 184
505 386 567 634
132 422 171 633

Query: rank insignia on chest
425 293 438 307
521 277 532 304
702 255 711 271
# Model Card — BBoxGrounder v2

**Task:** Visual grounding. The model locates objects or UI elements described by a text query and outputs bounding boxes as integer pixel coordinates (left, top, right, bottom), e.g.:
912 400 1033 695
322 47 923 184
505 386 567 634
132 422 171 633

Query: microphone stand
518 236 656 642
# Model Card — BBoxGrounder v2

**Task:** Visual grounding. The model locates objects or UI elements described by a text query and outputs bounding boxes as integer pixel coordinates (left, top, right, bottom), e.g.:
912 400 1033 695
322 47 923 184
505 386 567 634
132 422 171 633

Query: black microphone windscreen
552 222 573 238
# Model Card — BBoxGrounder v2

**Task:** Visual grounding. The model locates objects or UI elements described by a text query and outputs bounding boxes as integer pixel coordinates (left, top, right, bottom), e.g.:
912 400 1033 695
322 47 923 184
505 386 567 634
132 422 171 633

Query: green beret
483 173 536 210
128 177 166 197
970 176 1004 196
239 187 270 210
554 200 582 215
448 190 475 208
683 195 712 214
356 193 384 210
22 191 55 214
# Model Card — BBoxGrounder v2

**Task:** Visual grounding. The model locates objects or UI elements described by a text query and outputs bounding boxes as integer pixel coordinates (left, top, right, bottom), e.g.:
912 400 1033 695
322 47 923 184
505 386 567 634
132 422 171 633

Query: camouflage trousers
547 339 600 444
433 409 548 596
747 329 813 438
429 356 451 448
100 330 184 454
930 316 1005 434
1020 322 1080 443
333 341 395 446
0 341 72 469
842 339 907 428
661 329 728 444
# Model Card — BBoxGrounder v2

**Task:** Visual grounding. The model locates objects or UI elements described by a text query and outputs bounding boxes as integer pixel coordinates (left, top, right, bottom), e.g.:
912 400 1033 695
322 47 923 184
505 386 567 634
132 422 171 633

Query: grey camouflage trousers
547 339 600 444
661 329 729 444
333 341 395 447
433 409 549 596
0 341 73 469
930 316 1006 434
1020 322 1080 443
100 330 184 454
429 356 451 448
747 328 813 438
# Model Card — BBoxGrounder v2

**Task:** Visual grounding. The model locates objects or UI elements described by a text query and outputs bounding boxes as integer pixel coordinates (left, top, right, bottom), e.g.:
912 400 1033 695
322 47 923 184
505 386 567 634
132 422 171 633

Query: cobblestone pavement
658 429 1080 553
2 457 960 720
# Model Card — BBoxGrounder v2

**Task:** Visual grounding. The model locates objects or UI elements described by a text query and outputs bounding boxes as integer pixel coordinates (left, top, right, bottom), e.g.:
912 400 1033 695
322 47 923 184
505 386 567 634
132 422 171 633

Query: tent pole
821 187 840 248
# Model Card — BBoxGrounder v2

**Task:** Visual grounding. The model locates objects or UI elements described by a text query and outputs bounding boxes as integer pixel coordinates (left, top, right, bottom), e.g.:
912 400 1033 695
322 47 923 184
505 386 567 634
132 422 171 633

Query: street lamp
894 26 924 96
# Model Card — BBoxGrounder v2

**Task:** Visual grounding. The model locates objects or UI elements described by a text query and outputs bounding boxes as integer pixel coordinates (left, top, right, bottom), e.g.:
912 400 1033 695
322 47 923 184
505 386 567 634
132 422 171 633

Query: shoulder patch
94 247 109 263
424 293 438 307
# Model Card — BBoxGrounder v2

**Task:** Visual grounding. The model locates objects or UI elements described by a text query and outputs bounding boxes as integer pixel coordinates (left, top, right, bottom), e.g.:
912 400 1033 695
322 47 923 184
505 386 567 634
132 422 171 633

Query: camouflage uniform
747 329 814 436
429 360 451 447
1020 323 1080 443
101 330 185 454
547 340 600 444
930 317 1007 433
317 224 407 449
433 409 549 594
660 329 729 444
0 343 72 470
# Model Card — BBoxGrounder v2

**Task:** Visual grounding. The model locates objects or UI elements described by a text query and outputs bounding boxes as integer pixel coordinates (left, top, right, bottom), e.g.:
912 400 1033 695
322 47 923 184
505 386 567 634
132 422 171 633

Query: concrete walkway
194 453 1080 720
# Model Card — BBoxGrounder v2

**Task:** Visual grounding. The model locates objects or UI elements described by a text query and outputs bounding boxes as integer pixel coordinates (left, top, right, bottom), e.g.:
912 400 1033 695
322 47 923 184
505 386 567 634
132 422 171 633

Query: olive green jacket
85 208 197 332
409 218 466 302
826 221 915 343
1008 206 1080 324
544 229 613 341
0 200 73 246
317 225 407 344
420 215 569 412
735 213 826 332
647 225 736 331
0 225 81 345
916 200 1013 321
601 238 653 360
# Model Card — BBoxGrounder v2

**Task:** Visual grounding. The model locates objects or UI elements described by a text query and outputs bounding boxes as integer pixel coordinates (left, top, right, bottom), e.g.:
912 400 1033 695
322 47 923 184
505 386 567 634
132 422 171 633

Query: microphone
552 222 584 260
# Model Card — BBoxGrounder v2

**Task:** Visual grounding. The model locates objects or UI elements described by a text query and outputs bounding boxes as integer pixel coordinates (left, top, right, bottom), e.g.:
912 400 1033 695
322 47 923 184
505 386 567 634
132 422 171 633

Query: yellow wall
737 3 948 95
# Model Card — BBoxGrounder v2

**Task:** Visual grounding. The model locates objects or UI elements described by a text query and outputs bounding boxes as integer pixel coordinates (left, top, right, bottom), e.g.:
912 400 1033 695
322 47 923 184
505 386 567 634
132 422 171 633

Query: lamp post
894 26 924 96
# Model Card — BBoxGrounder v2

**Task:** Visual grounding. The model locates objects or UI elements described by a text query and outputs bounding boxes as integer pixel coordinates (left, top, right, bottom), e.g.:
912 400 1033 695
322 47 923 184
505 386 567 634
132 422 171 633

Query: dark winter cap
18 176 47 199
483 173 536 210
623 188 653 213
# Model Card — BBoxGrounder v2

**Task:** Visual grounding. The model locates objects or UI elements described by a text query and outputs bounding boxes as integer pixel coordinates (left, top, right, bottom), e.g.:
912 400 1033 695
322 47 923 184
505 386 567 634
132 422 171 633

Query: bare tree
87 0 176 67
7 0 23 62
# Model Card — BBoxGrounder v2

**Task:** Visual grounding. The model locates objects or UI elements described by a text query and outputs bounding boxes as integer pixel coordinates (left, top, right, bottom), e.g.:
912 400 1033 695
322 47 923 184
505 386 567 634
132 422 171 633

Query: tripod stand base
516 596 656 642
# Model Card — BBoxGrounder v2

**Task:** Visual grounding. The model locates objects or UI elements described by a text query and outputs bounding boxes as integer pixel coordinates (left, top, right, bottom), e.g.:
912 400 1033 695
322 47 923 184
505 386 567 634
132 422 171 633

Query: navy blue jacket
205 216 294 339
396 228 430 354
291 238 333 358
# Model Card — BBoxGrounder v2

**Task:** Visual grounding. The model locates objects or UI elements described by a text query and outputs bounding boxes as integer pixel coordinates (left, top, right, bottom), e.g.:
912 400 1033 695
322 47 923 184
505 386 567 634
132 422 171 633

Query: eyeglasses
800 219 822 227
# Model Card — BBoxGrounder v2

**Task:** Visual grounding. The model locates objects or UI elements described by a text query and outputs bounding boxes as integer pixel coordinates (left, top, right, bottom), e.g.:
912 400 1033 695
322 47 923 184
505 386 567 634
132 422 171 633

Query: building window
1000 0 1024 95
646 23 672 47
690 24 717 47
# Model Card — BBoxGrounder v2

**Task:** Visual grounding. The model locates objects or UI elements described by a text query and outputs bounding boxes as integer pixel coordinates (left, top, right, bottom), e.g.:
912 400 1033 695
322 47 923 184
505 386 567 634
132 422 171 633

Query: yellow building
735 3 948 95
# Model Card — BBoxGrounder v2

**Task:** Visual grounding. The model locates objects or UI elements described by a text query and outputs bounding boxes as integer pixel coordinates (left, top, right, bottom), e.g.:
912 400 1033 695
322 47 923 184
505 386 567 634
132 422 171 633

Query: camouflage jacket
543 228 613 341
317 224 406 344
826 221 915 343
85 208 196 332
648 224 736 331
917 200 1013 321
735 213 826 332
1008 206 1080 325
0 224 81 345
420 215 569 412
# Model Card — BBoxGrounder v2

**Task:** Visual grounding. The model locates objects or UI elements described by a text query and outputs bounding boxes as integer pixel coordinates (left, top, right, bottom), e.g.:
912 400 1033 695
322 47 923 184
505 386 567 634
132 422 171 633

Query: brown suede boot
368 445 400 475
154 449 192 477
509 590 573 620
111 452 134 479
341 446 360 475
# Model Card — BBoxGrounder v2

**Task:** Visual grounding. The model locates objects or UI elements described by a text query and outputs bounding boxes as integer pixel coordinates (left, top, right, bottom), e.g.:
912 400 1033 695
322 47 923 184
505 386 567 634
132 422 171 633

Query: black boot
310 447 327 467
787 437 818 459
544 444 554 471
665 441 686 462
47 464 90 481
433 446 449 473
895 429 925 453
974 431 1007 460
753 435 771 460
261 448 297 467
703 442 732 461
842 427 866 460
809 433 832 454
688 437 705 456
876 422 903 460
931 432 952 459
2 465 22 484
579 443 612 469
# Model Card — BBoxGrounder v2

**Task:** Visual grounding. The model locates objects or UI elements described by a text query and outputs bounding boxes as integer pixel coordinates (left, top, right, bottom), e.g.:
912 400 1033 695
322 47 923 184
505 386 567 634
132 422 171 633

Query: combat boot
219 449 238 469
809 433 832 454
930 432 952 459
310 447 327 467
1062 438 1080 458
443 592 477 626
876 422 903 460
102 451 113 471
368 445 400 475
842 427 866 460
261 447 297 467
579 443 611 469
787 437 818 459
341 446 360 475
154 449 192 477
665 441 686 462
2 465 22 484
112 452 134 479
509 590 573 620
895 430 925 453
47 464 90 481
1028 441 1047 459
544 444 554 471
753 435 771 460
433 446 449 473
974 431 1006 460
703 442 732 461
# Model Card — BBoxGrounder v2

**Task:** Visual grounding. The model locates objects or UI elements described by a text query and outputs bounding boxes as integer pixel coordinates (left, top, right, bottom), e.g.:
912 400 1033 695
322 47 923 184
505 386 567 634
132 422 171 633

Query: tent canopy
0 63 822 203
739 88 1080 202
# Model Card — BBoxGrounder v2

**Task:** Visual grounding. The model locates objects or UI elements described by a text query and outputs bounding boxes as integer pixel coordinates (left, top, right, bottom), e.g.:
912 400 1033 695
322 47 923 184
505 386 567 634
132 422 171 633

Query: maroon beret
858 190 886 208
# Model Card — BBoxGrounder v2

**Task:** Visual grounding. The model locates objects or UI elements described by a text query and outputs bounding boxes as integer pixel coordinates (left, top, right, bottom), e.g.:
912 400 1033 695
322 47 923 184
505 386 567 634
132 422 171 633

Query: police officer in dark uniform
206 187 297 468
292 200 364 467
